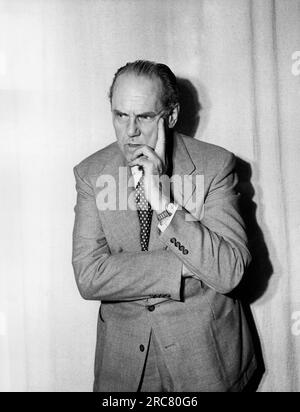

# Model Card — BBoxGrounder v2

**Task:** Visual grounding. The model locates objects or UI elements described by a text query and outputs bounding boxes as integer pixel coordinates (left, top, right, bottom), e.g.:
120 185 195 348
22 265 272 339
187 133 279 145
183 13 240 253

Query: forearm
72 240 182 301
158 205 251 294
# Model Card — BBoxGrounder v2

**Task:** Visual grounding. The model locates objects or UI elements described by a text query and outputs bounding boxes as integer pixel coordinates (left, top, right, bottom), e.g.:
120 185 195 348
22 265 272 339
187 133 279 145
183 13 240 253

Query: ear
167 104 180 128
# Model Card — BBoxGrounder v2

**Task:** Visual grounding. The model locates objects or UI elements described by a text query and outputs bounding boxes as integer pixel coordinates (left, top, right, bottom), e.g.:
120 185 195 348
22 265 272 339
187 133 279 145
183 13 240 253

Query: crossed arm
72 152 251 301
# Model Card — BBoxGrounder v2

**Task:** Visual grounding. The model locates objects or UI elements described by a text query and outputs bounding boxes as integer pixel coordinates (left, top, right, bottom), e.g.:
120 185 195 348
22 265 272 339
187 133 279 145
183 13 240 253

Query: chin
122 149 131 162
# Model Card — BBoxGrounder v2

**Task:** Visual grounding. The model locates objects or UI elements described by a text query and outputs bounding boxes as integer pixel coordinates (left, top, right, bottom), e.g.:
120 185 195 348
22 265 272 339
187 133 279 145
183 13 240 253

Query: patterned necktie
135 176 153 251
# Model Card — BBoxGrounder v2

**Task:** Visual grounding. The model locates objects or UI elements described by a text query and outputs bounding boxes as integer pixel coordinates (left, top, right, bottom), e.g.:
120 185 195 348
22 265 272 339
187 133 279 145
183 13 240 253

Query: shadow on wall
176 78 201 137
176 77 211 138
175 77 274 392
233 158 273 391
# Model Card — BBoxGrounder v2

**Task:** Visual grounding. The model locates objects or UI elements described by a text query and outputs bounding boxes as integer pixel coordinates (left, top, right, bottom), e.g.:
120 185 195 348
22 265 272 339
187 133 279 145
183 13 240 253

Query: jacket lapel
96 147 142 252
171 132 196 209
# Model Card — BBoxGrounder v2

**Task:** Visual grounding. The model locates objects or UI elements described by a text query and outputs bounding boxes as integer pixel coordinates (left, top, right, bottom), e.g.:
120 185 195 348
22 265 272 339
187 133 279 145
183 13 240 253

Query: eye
138 115 154 122
115 112 128 121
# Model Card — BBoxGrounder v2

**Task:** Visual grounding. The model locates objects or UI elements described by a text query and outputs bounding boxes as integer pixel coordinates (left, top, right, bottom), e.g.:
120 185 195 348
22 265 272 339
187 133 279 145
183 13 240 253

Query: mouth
126 143 142 150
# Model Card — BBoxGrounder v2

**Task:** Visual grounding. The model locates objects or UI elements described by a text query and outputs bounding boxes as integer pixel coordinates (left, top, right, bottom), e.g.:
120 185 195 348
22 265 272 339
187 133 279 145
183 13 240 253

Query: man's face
111 73 165 162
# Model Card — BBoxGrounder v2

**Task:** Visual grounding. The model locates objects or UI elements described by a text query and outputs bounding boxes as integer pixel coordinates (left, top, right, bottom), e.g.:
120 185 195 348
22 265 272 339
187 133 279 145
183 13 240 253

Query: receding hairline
110 72 164 103
108 60 179 110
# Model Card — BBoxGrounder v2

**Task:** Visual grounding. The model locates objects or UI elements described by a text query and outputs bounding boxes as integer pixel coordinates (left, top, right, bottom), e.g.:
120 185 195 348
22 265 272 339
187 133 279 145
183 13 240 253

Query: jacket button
139 344 145 352
170 237 176 243
183 249 189 255
147 305 155 312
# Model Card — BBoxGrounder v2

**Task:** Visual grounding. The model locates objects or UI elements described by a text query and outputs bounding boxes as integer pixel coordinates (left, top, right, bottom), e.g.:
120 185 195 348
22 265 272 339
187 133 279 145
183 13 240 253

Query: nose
127 116 140 137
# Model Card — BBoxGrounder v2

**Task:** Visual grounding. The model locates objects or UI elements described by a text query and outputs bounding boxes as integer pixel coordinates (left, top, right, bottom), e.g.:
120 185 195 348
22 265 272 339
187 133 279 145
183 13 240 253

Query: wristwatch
157 202 176 222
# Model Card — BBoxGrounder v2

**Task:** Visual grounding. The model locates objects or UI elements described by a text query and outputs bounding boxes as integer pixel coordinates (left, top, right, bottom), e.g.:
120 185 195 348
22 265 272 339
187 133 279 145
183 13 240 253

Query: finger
130 145 155 161
128 157 157 177
128 156 149 168
132 146 163 173
155 117 166 163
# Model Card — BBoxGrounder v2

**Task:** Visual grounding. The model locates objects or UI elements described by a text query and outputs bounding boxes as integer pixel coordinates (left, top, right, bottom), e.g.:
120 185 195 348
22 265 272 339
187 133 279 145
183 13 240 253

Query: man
72 60 257 392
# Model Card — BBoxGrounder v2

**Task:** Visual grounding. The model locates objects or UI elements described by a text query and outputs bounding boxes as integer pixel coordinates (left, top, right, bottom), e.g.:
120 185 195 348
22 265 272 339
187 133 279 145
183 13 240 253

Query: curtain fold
0 0 299 391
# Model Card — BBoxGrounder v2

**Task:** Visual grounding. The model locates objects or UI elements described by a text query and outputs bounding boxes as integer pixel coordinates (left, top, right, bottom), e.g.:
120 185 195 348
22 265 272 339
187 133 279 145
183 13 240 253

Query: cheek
113 121 125 141
144 125 158 148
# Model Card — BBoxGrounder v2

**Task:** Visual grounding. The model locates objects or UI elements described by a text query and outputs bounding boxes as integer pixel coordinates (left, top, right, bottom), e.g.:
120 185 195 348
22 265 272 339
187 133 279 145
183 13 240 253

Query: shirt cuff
182 263 192 277
157 203 179 232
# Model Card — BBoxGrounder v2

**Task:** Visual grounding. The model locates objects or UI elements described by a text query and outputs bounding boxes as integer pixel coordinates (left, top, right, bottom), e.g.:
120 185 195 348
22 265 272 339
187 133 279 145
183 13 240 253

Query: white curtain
0 0 300 392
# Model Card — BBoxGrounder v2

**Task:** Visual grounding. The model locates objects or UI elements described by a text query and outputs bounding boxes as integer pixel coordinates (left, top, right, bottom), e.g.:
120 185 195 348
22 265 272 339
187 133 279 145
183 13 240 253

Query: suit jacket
72 132 257 392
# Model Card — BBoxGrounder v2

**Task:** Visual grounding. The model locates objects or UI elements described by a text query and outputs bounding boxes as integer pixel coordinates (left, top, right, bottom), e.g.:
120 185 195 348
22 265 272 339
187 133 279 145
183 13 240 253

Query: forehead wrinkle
112 73 163 113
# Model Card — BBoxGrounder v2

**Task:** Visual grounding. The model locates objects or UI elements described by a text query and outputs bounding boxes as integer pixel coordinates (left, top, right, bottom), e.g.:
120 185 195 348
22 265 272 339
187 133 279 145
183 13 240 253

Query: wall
1 0 300 391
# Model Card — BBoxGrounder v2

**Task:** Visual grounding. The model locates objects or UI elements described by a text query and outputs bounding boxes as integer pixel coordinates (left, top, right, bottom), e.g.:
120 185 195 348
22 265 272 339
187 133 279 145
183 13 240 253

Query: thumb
155 117 166 162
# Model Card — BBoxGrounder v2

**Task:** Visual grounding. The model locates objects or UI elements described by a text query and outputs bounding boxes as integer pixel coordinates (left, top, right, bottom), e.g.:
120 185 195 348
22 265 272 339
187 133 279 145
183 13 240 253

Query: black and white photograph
0 0 300 394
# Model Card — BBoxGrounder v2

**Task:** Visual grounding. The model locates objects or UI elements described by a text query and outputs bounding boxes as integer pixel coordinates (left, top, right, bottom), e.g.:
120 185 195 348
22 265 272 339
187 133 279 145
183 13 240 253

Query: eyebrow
112 109 160 117
112 109 127 116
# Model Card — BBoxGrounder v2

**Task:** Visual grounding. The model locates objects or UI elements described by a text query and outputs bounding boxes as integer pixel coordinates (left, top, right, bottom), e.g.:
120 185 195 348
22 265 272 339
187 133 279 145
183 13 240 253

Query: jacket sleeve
158 152 251 294
72 166 182 301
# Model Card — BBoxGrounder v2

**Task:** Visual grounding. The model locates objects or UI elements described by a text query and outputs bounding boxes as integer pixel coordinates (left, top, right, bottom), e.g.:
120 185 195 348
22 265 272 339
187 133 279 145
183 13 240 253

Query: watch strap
157 208 172 222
